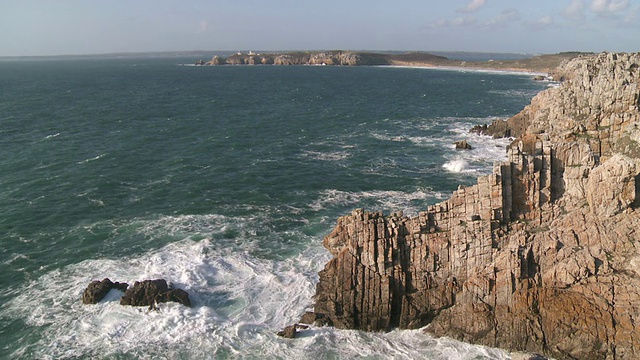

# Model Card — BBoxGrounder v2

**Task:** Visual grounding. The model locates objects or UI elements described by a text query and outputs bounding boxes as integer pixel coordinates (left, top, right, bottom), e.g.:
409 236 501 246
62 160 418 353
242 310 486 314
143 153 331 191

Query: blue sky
1 0 639 56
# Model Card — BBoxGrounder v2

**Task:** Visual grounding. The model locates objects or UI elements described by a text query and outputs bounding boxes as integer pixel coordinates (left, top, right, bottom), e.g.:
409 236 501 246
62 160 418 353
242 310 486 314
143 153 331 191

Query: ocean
0 57 547 359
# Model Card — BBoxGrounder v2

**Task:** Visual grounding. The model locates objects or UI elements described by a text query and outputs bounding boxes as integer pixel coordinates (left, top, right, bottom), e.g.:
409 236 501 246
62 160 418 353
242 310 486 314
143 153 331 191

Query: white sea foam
439 118 513 175
311 189 448 216
77 153 106 164
406 135 437 147
300 150 351 161
370 132 407 142
1 238 327 358
443 159 472 173
44 132 60 139
488 89 539 98
1 235 510 359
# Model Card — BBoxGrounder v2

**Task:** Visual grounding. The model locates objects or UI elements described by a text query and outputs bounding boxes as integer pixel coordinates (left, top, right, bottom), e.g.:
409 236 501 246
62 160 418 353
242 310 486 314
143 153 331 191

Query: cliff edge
310 53 640 359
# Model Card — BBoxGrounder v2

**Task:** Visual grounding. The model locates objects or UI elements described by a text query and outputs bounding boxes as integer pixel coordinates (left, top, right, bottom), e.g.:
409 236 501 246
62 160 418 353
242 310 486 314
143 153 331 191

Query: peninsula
285 52 640 360
196 50 587 75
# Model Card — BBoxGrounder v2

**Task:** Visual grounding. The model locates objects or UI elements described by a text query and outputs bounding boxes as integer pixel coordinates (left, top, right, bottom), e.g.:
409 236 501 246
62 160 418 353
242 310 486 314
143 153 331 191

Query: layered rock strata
311 53 640 359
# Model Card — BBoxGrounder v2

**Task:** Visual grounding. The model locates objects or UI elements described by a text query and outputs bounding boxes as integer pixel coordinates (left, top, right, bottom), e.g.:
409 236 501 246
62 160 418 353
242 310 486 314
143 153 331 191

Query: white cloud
526 15 555 30
428 16 478 28
563 0 586 20
484 8 521 28
591 0 630 13
457 0 487 13
537 16 555 26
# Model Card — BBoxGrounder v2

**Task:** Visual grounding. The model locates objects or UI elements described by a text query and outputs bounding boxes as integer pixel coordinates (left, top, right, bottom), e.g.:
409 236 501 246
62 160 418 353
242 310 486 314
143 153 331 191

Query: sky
1 0 639 57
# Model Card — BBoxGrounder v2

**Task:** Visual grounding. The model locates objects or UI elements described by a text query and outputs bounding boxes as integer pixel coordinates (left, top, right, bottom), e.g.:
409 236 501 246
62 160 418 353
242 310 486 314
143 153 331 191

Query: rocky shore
302 52 640 359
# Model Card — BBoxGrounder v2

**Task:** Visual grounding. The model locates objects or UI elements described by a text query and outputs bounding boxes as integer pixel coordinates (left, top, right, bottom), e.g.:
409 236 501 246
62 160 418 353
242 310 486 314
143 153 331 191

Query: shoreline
381 63 549 76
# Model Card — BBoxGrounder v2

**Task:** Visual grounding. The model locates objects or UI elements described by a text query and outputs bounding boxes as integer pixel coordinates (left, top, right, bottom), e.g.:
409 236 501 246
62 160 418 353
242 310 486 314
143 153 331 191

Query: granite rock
311 52 640 359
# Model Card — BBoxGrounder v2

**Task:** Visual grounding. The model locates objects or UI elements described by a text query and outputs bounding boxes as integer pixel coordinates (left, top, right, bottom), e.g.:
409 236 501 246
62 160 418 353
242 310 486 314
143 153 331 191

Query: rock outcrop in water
82 278 191 309
310 53 640 359
82 278 129 304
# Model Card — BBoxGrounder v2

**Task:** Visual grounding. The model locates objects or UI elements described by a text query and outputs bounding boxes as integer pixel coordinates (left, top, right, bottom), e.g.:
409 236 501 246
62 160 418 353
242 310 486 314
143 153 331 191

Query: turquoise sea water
0 58 547 359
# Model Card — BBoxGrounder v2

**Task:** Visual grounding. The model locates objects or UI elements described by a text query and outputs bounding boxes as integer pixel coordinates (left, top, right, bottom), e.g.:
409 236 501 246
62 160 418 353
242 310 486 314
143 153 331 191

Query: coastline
381 63 549 77
195 50 584 77
303 52 640 359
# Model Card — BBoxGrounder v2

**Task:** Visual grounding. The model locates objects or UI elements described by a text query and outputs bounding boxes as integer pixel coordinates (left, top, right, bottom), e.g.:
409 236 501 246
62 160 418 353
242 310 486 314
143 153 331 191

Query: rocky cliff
203 51 389 66
310 53 640 359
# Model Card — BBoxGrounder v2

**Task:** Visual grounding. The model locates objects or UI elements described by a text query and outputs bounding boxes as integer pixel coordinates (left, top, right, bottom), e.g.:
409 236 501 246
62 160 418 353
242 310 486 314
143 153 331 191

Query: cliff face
204 51 389 66
312 53 640 360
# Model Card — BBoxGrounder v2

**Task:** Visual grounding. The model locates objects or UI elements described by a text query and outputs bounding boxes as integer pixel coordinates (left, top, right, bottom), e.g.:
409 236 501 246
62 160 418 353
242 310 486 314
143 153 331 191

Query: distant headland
195 50 590 75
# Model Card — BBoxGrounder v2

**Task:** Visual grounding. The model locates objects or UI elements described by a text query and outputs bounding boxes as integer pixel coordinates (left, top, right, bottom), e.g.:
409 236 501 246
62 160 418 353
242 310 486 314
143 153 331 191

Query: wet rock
82 278 129 304
120 279 191 309
454 140 472 150
299 311 332 326
155 288 192 308
276 324 309 338
470 120 513 138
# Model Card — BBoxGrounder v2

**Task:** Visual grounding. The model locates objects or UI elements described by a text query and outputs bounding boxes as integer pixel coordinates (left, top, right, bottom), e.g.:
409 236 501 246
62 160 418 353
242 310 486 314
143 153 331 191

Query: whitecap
300 150 350 161
44 132 60 140
443 159 472 173
77 153 106 164
370 133 407 142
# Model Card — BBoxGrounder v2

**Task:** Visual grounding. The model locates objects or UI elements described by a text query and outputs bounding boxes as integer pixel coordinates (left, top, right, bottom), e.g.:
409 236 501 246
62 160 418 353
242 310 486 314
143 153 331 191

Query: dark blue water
0 58 546 359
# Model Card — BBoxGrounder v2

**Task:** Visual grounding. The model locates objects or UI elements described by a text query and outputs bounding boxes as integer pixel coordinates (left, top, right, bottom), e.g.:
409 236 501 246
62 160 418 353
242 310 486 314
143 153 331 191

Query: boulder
276 324 309 338
155 288 192 308
454 140 472 150
277 325 297 338
82 278 128 304
299 311 332 326
120 279 191 309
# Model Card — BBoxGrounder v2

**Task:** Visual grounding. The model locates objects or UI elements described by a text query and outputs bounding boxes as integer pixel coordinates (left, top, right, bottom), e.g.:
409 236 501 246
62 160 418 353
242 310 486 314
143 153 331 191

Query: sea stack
310 52 640 359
